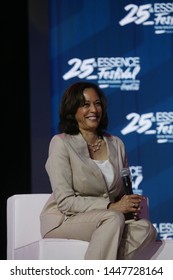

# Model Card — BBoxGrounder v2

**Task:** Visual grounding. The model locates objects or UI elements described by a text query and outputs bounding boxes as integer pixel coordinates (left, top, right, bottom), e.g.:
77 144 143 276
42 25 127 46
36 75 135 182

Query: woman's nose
90 104 97 112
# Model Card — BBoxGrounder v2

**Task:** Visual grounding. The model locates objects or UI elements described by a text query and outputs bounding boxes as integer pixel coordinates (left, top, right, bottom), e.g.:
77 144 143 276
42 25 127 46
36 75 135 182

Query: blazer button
102 193 108 198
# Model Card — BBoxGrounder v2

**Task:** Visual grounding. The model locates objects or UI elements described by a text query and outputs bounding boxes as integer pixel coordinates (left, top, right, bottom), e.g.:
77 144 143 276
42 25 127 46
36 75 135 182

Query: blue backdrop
49 0 173 240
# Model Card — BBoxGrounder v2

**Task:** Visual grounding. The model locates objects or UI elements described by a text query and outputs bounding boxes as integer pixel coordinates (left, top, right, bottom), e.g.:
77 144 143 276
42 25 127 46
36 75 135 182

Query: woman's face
75 88 102 133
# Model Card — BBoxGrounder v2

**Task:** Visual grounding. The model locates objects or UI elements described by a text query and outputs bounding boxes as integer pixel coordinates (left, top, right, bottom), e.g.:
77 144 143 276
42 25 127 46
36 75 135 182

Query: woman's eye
82 101 101 107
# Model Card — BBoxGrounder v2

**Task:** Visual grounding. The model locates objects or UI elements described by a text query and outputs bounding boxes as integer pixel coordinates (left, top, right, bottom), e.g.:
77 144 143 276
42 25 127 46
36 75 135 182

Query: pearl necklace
87 136 103 152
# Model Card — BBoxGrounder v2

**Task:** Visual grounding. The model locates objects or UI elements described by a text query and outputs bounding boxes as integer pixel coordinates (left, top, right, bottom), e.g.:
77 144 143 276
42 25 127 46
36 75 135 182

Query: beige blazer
40 133 129 237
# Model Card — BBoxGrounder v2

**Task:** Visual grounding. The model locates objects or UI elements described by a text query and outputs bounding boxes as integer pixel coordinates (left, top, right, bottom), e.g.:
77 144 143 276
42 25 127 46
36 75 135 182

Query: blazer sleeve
45 135 109 215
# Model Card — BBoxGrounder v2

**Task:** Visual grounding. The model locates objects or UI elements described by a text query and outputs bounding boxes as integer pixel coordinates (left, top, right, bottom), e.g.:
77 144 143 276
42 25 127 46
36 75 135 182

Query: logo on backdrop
119 3 173 34
121 111 173 143
63 57 141 90
130 166 143 195
153 223 173 239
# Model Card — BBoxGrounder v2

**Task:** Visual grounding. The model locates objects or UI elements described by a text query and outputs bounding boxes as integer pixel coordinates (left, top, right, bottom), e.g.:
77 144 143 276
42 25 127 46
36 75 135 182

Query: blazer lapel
104 135 121 188
68 134 109 192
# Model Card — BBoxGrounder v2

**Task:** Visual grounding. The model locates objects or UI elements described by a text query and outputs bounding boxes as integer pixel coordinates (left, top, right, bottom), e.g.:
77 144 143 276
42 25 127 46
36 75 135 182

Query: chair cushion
14 238 89 260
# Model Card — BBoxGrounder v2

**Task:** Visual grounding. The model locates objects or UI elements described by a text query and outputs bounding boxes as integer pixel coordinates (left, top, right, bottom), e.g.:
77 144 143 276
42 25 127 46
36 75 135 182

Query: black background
1 0 51 260
1 1 30 260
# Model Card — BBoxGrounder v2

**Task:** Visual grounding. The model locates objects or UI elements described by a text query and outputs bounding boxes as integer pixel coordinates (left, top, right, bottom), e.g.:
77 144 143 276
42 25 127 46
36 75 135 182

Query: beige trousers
44 209 157 260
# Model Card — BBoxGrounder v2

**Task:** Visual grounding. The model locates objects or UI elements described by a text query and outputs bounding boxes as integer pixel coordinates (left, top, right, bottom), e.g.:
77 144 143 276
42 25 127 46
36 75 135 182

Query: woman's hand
108 194 144 216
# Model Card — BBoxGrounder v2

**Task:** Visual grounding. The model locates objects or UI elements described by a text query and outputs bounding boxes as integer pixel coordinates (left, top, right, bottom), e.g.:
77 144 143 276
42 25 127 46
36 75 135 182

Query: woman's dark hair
59 81 108 135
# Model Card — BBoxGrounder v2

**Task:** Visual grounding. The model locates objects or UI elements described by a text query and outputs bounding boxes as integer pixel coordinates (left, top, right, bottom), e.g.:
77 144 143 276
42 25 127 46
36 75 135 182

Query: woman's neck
80 130 99 145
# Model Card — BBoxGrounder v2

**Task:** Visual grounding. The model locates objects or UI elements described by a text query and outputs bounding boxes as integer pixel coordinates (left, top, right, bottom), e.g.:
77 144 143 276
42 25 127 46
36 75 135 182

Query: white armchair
7 193 173 260
7 194 88 260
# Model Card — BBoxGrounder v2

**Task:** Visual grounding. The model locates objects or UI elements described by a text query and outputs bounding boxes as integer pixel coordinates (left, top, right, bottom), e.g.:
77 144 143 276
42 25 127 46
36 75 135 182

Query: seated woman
40 81 157 260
